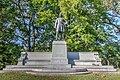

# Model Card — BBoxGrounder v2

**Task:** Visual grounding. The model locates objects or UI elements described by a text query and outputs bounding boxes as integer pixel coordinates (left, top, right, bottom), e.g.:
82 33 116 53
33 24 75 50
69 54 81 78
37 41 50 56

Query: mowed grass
0 72 120 80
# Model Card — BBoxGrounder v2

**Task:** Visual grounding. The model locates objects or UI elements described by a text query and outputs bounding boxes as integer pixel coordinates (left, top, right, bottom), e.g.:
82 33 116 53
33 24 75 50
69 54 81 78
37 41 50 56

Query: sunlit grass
0 72 120 80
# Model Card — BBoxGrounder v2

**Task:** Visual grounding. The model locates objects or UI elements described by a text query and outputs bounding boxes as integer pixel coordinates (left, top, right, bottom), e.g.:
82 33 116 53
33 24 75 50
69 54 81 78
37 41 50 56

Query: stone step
4 65 87 72
5 65 48 69
26 72 90 75
74 62 102 66
3 68 88 73
87 69 116 72
74 60 97 62
3 68 34 71
31 68 87 73
27 60 50 62
25 63 50 66
25 60 50 66
50 60 69 64
49 64 72 69
73 65 115 69
73 65 116 72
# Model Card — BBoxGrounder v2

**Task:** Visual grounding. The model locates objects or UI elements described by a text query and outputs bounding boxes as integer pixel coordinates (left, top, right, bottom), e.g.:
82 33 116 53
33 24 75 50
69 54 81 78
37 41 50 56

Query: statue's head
59 12 62 18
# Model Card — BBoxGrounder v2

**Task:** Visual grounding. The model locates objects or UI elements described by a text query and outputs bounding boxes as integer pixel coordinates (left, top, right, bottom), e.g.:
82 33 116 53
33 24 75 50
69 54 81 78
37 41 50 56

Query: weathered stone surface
23 52 52 66
73 65 116 72
49 41 71 69
52 41 67 58
3 51 116 72
80 52 96 61
27 52 52 60
4 52 52 71
4 65 47 69
25 60 50 66
73 52 116 72
74 52 102 66
32 68 87 73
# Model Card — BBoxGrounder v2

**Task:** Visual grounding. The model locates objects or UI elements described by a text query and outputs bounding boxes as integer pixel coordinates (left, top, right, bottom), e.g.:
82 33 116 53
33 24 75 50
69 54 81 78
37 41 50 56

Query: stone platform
3 49 116 73
73 52 116 72
3 41 87 73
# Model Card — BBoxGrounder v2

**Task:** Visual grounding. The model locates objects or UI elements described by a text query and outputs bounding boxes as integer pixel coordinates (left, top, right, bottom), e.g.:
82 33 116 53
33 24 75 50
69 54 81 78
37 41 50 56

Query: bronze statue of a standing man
54 13 67 40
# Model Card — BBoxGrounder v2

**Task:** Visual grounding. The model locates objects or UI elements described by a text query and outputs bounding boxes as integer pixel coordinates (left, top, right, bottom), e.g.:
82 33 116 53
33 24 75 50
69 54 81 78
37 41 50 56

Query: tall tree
58 0 107 51
9 0 57 52
0 0 21 69
1 0 120 68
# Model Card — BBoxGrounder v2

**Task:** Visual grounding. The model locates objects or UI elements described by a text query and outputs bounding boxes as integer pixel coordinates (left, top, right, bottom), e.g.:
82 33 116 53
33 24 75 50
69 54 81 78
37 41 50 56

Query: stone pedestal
49 41 71 69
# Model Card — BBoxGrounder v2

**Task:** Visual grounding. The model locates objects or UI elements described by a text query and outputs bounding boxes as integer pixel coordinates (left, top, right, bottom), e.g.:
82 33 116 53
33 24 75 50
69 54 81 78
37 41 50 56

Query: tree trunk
28 25 31 52
32 26 35 52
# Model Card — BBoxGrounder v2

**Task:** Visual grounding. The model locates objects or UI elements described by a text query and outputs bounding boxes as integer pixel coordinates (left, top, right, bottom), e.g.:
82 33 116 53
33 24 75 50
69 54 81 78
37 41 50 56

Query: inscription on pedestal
49 41 71 69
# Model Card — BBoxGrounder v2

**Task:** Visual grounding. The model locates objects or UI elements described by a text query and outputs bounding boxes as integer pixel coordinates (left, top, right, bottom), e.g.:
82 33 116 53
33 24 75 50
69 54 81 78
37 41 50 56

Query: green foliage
0 42 21 69
58 0 106 52
0 0 21 69
58 0 120 68
100 41 120 68
0 72 120 80
0 0 120 69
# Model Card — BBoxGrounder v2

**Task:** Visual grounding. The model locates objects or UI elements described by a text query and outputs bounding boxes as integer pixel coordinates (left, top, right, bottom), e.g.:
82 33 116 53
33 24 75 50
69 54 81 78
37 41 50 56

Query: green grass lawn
0 72 120 80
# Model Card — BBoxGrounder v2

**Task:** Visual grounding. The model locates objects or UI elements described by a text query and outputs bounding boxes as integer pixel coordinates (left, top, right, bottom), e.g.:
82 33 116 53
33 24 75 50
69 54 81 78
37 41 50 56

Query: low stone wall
17 52 101 66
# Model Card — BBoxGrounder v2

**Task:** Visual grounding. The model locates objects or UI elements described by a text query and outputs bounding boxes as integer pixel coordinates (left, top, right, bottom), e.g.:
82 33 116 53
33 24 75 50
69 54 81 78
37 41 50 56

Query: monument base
3 50 116 73
48 41 71 69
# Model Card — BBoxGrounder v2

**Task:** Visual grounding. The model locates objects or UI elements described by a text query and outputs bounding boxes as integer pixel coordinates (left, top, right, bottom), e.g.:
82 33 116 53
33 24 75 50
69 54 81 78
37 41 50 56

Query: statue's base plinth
48 41 71 69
